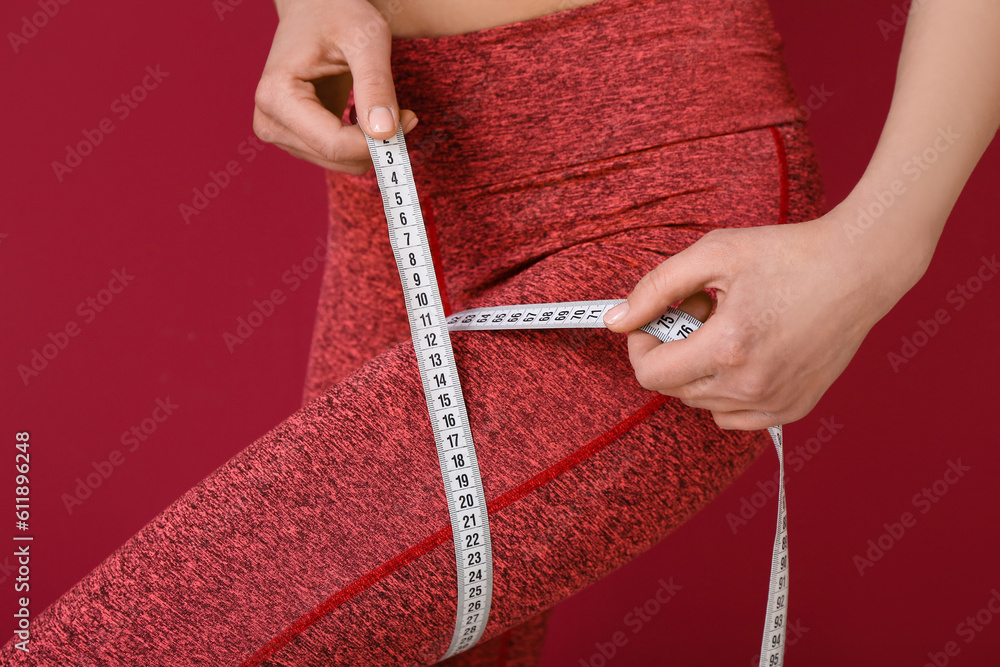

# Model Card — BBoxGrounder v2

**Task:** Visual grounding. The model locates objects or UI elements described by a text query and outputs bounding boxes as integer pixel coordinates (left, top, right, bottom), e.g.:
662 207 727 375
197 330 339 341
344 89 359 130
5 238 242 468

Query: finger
257 76 373 165
343 17 400 140
676 290 714 323
278 141 372 174
621 291 713 389
677 394 748 414
349 103 419 135
626 325 717 392
401 109 418 133
255 106 372 172
274 107 414 173
711 409 781 431
603 240 723 332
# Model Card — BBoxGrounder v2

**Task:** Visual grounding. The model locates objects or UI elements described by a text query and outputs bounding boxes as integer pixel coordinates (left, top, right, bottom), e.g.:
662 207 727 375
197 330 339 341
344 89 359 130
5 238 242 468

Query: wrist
840 177 939 262
815 197 938 319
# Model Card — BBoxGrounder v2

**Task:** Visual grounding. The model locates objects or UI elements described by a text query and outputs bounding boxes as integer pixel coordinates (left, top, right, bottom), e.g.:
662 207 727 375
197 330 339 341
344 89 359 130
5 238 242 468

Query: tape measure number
445 300 789 666
364 128 788 667
365 129 494 661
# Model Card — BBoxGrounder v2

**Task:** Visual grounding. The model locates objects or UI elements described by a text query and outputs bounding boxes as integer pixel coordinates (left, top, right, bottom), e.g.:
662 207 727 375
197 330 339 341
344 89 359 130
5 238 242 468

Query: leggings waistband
387 0 805 191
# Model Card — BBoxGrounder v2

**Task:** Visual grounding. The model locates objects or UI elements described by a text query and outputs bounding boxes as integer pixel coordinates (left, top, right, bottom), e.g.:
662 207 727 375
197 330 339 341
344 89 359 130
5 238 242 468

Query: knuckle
786 394 819 424
717 332 750 369
368 14 391 39
318 139 342 163
633 366 657 392
634 264 668 299
700 227 730 248
345 6 391 37
738 373 770 403
672 382 698 404
699 228 741 264
254 75 281 113
252 113 278 145
355 67 393 95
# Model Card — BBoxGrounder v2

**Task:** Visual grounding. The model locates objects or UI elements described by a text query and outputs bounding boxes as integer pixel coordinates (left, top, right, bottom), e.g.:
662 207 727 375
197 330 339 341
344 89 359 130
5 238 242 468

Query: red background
1 1 998 665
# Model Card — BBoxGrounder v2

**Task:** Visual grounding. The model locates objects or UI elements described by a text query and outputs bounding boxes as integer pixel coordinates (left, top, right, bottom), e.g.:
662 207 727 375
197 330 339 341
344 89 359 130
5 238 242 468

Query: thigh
0 207 755 667
3 123 823 666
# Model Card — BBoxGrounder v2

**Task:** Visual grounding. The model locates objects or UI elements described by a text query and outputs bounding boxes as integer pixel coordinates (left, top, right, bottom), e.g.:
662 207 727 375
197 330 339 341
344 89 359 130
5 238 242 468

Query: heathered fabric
0 0 825 664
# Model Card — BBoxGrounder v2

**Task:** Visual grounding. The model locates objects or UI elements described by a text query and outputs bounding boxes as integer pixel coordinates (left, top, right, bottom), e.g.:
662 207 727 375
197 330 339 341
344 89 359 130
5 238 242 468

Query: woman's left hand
602 210 929 430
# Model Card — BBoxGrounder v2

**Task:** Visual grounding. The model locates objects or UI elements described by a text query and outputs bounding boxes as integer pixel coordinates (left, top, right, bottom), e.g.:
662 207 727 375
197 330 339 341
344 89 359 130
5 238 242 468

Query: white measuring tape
364 127 788 666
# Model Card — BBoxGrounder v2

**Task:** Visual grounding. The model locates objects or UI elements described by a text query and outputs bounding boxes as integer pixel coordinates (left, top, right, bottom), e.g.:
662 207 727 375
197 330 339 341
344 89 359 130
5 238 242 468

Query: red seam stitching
238 394 668 667
487 395 667 514
769 126 790 225
421 196 453 317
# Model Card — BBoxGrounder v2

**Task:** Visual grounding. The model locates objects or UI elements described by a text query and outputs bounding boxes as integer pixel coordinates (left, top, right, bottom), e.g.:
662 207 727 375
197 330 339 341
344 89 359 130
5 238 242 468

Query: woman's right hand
253 0 419 174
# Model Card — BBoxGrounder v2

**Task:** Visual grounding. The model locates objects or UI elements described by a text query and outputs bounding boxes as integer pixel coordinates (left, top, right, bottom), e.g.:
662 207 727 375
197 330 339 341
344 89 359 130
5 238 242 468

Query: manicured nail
604 302 628 326
403 115 419 133
368 106 395 133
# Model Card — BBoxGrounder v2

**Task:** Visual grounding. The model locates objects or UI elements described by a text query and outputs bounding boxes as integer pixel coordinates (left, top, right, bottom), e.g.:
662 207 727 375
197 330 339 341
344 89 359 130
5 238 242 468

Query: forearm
835 0 1000 296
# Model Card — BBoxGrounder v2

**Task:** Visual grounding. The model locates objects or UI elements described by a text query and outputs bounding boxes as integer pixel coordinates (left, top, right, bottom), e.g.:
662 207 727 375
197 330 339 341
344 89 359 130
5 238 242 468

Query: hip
327 122 825 308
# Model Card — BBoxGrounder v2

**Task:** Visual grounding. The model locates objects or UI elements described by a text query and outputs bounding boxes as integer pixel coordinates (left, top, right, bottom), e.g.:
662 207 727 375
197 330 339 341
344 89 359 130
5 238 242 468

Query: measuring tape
364 127 788 666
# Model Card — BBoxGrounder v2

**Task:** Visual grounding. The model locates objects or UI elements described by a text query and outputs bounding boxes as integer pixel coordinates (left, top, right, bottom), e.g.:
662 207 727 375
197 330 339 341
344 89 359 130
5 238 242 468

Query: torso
368 0 606 38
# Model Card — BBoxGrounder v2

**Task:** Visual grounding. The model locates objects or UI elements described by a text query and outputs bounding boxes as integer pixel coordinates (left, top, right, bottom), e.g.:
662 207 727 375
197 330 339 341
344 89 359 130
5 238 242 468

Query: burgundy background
1 1 997 665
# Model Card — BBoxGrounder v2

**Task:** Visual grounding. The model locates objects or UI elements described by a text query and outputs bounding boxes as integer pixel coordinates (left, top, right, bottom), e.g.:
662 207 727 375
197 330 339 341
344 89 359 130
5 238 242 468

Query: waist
368 0 605 38
388 0 805 192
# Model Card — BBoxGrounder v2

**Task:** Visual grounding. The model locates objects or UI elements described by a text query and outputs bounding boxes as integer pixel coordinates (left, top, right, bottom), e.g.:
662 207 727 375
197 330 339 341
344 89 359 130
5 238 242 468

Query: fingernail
604 302 628 326
368 106 395 134
403 115 419 133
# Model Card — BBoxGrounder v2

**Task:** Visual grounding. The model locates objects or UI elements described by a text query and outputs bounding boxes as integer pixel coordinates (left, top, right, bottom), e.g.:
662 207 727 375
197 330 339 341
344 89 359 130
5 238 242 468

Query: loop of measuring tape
364 127 788 666
445 299 788 666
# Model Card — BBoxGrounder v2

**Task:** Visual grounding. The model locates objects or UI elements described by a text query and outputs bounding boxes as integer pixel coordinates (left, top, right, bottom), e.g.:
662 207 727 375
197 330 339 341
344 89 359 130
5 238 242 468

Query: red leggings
0 0 824 664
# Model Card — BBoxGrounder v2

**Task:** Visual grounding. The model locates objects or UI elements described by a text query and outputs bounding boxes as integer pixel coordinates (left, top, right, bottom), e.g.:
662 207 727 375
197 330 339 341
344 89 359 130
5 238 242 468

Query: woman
2 0 996 665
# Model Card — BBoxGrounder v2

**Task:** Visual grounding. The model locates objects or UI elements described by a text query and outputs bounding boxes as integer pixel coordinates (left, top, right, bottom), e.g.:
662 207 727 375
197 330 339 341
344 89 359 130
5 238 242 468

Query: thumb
604 244 719 332
346 22 400 140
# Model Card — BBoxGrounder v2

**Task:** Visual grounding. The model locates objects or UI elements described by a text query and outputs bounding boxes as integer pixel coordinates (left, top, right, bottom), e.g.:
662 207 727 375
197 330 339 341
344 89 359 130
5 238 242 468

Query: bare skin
366 0 605 38
254 0 1000 430
253 0 602 173
603 0 1000 429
